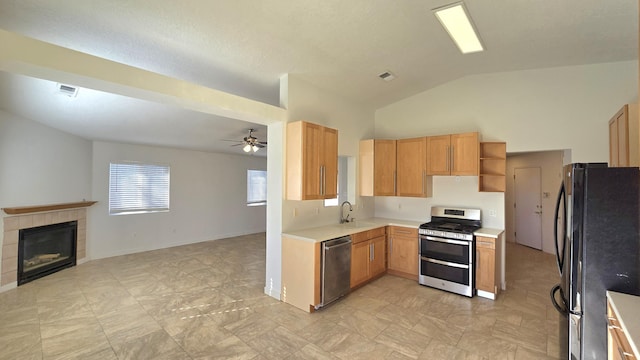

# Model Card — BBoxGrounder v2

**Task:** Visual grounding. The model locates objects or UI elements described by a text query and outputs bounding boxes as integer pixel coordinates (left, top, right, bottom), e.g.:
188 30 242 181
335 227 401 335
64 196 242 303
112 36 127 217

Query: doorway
514 167 543 250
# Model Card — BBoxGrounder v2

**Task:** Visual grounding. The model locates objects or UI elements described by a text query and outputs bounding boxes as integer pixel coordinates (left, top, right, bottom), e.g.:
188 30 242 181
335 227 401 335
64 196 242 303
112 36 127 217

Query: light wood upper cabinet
360 139 396 196
396 137 432 197
609 104 639 167
387 226 418 280
374 140 397 196
427 132 479 176
360 138 431 197
287 121 338 200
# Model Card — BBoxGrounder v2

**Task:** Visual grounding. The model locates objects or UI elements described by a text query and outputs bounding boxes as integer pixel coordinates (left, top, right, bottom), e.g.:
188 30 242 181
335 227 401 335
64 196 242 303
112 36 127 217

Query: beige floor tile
0 323 43 360
374 303 422 330
456 329 518 359
246 325 310 359
374 324 431 359
286 343 340 360
113 329 189 360
492 320 547 354
337 309 390 339
412 314 465 345
0 235 562 360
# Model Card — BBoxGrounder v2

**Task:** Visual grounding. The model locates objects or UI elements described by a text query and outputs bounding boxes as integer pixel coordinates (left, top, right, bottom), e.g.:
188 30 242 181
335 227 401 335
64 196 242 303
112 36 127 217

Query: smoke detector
57 83 78 97
378 71 396 82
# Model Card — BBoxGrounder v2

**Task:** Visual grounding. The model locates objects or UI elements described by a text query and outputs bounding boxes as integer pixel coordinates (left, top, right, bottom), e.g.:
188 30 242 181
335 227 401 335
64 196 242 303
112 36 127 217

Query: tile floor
0 233 561 359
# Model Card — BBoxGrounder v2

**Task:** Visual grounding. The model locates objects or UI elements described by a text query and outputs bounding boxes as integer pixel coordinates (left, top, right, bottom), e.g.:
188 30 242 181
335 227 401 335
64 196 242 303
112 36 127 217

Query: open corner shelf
479 142 506 192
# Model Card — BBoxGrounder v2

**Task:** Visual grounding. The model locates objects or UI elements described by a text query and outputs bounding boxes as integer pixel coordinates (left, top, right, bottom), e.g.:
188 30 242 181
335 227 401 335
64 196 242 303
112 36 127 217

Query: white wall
263 75 375 300
90 141 267 259
506 151 564 254
0 110 92 281
0 110 92 208
374 61 638 229
281 75 376 232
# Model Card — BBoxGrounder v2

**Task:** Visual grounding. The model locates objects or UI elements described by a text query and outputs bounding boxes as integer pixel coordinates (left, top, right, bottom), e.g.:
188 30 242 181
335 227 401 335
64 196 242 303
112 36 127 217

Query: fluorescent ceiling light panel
434 3 483 54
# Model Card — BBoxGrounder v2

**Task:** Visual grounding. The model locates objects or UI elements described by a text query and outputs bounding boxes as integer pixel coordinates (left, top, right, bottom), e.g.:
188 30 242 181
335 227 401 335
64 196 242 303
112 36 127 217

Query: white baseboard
0 282 17 293
77 257 91 265
264 286 281 301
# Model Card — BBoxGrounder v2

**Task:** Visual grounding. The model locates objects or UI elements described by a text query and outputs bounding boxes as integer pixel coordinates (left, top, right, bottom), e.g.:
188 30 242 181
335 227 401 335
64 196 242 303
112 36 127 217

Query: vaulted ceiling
0 0 637 155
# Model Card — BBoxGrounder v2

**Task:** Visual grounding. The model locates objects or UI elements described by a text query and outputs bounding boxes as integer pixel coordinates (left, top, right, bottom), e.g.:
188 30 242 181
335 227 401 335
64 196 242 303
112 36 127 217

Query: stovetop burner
419 206 482 235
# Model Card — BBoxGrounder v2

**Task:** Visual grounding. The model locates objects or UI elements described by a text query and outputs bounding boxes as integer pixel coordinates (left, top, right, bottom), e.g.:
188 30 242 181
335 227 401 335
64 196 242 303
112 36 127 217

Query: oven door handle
421 257 469 269
423 236 469 246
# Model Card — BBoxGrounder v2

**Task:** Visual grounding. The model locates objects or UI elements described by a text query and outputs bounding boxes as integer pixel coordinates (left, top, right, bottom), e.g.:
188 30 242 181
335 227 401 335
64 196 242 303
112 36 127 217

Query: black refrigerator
550 163 640 360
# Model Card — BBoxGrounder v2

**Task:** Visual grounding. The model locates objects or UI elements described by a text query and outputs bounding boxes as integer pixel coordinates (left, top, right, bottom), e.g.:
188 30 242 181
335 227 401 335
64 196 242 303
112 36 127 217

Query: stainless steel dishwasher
319 235 352 308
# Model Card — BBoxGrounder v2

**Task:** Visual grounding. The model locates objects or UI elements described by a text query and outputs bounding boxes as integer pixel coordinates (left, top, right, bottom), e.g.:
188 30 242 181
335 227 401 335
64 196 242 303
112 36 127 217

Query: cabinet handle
422 170 426 195
371 243 375 261
319 166 323 195
393 170 397 194
322 165 326 196
451 145 454 172
446 145 450 172
619 347 635 359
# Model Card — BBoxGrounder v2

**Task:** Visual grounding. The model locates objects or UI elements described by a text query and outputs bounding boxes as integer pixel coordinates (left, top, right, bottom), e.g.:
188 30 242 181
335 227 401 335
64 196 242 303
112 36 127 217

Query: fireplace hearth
18 221 77 285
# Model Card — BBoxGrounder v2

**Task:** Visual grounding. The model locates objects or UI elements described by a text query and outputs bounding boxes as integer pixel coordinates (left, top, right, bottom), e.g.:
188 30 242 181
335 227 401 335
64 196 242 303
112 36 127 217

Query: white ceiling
0 0 637 154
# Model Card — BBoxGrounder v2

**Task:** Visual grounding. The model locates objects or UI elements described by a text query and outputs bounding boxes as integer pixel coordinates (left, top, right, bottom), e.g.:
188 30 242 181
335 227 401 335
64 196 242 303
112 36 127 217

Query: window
109 162 170 215
324 156 352 207
247 170 267 206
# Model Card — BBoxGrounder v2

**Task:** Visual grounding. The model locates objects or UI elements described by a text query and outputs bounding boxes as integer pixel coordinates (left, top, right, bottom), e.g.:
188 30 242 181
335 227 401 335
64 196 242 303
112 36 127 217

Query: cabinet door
609 117 620 167
389 234 418 276
397 137 429 197
476 247 495 293
451 132 479 176
374 140 397 196
476 239 495 293
322 127 339 198
302 122 323 199
427 135 451 175
370 236 386 277
350 241 370 289
610 107 630 167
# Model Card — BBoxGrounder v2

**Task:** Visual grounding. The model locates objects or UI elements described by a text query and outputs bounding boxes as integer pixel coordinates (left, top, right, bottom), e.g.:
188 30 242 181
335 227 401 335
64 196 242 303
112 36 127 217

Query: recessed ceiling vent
378 71 396 82
57 83 79 97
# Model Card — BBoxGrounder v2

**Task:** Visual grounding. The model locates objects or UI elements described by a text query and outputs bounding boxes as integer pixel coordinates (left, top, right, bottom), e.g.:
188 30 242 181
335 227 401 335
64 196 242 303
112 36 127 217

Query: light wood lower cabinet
387 226 418 280
350 227 387 289
476 236 500 299
607 296 638 360
281 236 321 312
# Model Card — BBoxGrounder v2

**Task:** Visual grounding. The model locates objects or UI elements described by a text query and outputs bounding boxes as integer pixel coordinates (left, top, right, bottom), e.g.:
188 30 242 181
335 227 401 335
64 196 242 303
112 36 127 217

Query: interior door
514 167 543 250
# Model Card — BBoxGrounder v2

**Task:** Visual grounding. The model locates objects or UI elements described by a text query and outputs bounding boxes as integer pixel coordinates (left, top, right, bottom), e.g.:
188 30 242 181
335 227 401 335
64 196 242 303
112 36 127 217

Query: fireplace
18 221 77 285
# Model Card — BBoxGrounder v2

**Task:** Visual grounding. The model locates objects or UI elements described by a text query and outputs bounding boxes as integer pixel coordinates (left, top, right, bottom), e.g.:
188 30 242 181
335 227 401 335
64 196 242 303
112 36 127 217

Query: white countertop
474 228 504 238
607 291 640 356
282 217 421 243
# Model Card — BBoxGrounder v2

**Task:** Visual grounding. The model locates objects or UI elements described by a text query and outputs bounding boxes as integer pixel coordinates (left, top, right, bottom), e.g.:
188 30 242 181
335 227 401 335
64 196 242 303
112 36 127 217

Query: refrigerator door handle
554 182 566 275
550 284 568 317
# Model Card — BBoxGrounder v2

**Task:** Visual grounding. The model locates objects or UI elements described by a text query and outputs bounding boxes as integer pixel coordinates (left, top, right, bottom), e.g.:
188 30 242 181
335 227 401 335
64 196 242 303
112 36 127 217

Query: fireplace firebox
18 221 77 285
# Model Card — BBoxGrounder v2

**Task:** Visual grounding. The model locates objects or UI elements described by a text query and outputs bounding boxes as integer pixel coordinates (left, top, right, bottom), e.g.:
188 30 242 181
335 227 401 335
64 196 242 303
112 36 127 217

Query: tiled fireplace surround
1 209 87 287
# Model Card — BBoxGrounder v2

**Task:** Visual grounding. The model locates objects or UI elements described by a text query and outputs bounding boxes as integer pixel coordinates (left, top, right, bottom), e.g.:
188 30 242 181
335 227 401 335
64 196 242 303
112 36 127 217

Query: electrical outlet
398 203 402 210
315 207 320 215
293 208 298 217
489 209 497 217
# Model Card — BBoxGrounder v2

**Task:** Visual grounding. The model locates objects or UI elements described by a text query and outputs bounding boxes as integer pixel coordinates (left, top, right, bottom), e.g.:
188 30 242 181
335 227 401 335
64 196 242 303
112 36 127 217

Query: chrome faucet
340 201 353 224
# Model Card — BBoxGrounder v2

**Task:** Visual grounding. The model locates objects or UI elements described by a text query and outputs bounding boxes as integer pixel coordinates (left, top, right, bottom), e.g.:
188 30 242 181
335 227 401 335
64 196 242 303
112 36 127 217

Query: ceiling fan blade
255 143 266 148
221 139 243 143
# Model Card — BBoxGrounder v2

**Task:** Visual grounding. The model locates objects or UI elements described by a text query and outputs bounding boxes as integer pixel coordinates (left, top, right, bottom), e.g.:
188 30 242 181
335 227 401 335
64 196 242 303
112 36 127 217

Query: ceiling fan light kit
227 128 266 153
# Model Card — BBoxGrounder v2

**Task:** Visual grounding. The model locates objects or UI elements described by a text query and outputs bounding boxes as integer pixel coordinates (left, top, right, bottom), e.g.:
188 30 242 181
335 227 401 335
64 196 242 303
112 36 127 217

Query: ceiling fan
223 129 267 153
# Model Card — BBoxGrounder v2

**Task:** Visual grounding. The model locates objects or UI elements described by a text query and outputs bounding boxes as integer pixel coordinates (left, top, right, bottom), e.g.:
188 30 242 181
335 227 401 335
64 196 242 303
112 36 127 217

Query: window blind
247 170 267 206
109 162 170 215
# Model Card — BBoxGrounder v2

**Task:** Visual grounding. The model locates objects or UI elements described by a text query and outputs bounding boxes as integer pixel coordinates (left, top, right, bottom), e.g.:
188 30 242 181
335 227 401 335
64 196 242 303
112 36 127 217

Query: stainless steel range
418 206 481 297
